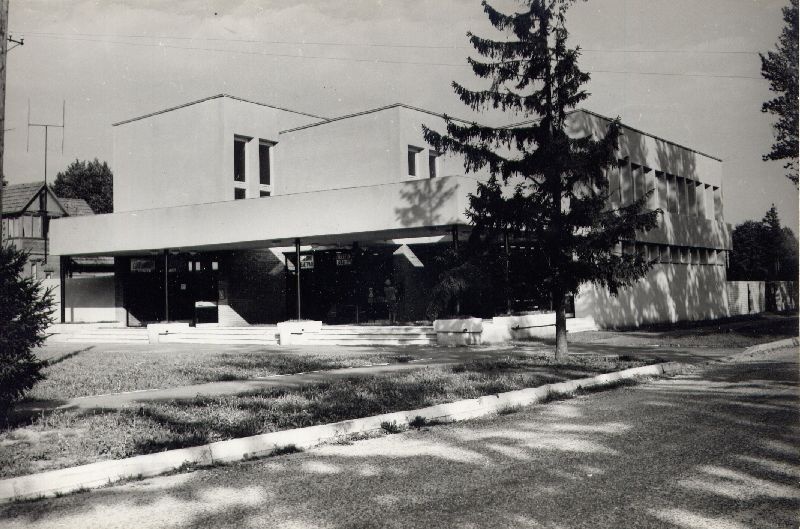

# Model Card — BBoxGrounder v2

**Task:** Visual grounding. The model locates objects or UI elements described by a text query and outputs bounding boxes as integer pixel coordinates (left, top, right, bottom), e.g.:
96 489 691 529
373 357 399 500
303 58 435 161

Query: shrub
380 420 403 434
0 246 53 418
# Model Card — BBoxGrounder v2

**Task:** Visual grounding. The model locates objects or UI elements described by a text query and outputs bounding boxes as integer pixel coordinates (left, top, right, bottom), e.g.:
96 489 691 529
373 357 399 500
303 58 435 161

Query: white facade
52 94 732 328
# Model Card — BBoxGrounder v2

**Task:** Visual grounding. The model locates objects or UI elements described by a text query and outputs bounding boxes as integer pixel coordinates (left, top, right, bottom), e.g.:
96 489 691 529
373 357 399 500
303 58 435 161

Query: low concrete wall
727 281 766 316
433 317 483 346
435 314 597 345
575 263 728 329
767 281 798 312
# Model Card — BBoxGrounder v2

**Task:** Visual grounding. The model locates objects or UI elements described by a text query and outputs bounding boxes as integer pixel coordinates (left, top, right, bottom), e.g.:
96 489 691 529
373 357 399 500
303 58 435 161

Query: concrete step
158 336 279 345
313 331 436 338
304 338 434 346
63 336 149 344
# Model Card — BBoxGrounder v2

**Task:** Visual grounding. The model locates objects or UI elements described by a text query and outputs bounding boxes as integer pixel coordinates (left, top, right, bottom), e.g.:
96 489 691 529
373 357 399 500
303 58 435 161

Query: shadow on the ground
2 353 797 529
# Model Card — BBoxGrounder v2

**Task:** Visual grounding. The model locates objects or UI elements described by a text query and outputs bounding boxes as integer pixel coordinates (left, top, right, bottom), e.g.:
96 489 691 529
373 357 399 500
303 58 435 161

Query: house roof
58 197 94 216
2 181 95 216
2 181 47 214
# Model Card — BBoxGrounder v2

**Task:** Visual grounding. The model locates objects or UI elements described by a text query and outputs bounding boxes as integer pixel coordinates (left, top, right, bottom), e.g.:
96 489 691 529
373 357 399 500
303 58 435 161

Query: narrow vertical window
259 141 274 186
234 137 247 183
428 150 439 178
408 146 422 176
656 172 668 211
621 160 633 204
234 135 251 199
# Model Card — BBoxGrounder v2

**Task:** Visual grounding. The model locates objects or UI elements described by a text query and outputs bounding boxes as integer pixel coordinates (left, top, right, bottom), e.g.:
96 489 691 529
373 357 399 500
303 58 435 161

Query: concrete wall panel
575 263 729 328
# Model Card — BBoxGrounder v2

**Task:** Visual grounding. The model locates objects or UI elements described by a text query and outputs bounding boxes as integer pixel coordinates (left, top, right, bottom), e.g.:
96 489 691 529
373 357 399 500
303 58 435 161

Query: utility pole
0 0 8 243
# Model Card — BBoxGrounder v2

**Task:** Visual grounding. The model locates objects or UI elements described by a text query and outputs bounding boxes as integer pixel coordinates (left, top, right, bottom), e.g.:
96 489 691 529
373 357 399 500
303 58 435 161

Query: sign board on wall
130 258 155 273
336 252 352 266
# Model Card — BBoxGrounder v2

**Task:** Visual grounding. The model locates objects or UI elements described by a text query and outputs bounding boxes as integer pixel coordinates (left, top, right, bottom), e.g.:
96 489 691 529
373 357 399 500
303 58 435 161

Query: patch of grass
570 314 799 348
496 404 523 416
0 353 652 479
26 349 416 401
268 444 302 457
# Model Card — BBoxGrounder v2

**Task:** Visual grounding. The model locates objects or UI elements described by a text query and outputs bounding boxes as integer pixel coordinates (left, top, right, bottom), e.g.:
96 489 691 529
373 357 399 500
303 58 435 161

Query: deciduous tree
51 158 113 213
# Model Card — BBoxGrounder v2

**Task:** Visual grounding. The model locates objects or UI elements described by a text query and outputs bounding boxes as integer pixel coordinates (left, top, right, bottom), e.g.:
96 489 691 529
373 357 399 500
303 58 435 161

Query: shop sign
130 258 155 273
300 254 315 270
335 252 352 266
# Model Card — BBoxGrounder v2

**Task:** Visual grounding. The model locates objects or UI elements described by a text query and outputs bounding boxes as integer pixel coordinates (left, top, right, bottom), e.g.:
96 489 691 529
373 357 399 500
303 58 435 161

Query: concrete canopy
50 175 477 257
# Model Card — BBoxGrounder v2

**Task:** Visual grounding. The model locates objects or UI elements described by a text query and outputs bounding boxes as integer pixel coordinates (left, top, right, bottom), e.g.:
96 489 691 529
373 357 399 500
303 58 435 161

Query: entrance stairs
48 325 150 344
46 323 435 346
158 326 280 346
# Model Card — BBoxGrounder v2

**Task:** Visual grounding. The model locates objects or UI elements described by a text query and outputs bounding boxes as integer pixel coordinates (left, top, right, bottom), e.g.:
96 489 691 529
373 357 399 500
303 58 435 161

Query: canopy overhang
50 176 477 257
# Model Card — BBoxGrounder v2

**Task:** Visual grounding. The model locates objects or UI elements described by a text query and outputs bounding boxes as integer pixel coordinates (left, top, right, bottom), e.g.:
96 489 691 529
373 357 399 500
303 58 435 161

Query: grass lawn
570 313 799 348
27 347 415 401
0 353 652 479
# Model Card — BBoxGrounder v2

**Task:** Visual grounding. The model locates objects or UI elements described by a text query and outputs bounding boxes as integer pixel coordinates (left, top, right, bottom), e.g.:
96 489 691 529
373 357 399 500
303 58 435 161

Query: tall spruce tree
424 0 659 358
760 0 798 185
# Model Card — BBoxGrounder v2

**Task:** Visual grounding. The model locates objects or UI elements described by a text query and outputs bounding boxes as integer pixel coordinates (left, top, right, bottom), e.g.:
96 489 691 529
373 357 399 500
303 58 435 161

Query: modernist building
50 94 731 328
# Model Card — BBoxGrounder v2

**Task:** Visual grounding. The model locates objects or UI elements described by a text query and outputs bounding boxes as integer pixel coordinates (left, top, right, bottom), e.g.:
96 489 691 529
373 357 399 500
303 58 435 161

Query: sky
5 0 798 231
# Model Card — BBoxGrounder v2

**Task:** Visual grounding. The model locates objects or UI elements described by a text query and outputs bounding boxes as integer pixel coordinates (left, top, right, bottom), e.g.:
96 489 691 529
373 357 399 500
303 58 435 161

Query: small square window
234 188 246 200
260 190 271 197
211 261 219 271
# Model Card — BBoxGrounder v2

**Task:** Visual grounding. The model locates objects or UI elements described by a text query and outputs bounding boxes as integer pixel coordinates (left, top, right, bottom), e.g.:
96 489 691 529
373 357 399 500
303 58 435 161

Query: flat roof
507 109 722 162
112 94 721 162
112 94 328 127
279 103 478 135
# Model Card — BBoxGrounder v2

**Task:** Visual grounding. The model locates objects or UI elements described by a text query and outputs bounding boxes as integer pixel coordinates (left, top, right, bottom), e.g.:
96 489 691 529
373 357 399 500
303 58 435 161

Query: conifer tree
424 0 659 358
760 0 798 186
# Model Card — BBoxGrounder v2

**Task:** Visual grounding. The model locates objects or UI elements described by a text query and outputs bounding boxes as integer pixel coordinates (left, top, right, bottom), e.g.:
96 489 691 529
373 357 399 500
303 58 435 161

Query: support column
352 241 360 324
59 255 67 323
504 231 511 314
451 225 459 252
163 249 169 322
295 238 301 320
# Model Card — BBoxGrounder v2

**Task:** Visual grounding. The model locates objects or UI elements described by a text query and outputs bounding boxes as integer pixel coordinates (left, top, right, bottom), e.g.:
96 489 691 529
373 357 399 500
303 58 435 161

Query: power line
14 30 466 50
582 48 759 56
19 33 469 67
589 69 762 80
17 33 765 80
14 29 763 55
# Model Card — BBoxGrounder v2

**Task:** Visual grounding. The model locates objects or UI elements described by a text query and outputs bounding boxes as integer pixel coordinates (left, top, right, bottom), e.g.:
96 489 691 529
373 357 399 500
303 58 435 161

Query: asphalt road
2 347 797 529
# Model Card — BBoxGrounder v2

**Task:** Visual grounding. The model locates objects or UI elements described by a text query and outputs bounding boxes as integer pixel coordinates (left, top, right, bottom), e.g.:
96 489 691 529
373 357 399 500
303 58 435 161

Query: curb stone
727 337 799 361
0 359 692 503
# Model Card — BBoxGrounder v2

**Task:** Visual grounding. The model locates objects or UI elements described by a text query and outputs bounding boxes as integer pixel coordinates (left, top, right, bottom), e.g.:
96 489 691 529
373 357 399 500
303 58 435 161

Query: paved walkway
3 346 796 528
20 338 755 412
